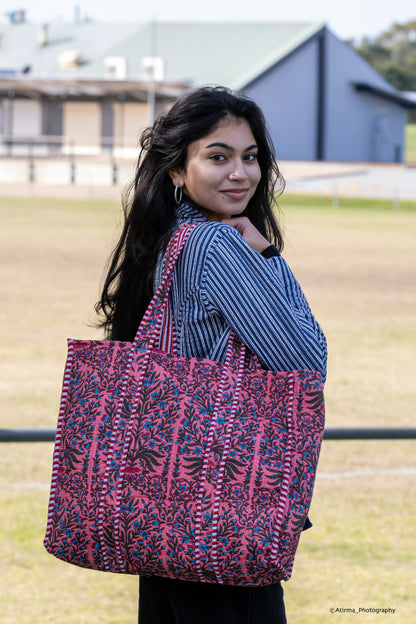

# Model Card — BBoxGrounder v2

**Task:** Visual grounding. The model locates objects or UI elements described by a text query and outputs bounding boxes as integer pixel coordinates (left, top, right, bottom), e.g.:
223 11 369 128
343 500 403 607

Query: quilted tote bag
44 223 325 586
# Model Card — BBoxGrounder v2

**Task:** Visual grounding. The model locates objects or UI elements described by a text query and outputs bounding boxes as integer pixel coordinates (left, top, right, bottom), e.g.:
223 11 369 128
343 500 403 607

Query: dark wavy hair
96 86 285 340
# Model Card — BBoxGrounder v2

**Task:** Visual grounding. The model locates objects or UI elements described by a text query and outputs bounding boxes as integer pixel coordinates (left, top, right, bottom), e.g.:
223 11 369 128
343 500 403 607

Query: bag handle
132 224 198 350
133 223 262 372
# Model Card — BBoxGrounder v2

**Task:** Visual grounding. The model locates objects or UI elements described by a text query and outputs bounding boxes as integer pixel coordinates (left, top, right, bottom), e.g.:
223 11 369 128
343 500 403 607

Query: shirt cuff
303 516 313 531
261 245 280 258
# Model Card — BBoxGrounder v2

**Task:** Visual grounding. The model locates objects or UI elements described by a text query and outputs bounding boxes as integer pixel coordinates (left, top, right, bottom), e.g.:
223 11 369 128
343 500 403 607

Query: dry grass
282 203 416 429
1 195 415 623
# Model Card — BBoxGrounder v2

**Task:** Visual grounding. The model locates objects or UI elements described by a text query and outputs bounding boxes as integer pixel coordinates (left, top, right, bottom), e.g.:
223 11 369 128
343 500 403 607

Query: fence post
68 140 76 184
112 160 118 185
393 186 400 210
28 139 35 183
332 185 339 209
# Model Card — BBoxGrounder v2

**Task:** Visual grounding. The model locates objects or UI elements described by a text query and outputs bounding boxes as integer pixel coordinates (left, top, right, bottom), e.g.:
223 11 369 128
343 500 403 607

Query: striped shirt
155 203 327 382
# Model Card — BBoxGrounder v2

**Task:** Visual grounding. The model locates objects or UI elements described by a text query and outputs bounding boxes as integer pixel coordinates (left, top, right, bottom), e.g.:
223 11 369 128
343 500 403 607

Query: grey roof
353 82 416 109
0 77 189 101
0 21 142 78
86 21 325 88
402 91 416 103
0 20 324 88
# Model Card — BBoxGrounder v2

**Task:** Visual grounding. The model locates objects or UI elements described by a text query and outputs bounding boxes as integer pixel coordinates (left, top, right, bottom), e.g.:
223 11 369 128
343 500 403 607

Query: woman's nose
229 160 248 181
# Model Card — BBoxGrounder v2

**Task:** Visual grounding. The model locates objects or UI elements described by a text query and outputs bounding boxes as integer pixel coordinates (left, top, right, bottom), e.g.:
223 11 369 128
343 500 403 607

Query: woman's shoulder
184 220 246 258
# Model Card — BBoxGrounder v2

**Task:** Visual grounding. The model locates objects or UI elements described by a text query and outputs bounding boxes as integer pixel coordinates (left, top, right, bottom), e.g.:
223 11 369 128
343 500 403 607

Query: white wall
113 102 149 158
63 102 101 155
13 99 42 136
0 98 42 136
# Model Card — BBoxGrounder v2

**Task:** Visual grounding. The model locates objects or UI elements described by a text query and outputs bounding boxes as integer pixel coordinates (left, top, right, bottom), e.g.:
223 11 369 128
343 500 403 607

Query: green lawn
405 123 416 163
280 193 416 211
1 195 415 623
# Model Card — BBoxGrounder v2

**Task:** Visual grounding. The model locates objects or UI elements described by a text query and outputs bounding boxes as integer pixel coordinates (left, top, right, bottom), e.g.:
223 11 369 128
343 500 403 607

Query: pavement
281 161 416 201
1 157 416 201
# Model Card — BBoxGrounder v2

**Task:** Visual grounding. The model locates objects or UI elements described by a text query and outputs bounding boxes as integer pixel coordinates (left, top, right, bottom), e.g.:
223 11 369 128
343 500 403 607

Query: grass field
406 123 416 163
1 195 415 623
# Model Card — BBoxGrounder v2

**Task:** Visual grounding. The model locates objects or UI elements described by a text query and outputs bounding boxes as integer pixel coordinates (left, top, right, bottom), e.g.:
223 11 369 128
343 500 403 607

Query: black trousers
138 576 287 624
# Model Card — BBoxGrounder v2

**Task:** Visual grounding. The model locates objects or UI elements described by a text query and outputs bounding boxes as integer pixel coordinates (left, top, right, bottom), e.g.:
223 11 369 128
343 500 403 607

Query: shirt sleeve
199 224 327 381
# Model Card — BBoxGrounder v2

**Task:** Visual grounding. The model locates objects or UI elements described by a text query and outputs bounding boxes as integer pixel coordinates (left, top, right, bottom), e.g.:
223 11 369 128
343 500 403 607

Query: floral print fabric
44 225 325 586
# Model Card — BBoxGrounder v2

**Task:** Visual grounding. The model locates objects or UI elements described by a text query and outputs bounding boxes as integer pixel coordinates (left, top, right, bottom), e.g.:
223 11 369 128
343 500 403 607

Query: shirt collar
176 202 208 225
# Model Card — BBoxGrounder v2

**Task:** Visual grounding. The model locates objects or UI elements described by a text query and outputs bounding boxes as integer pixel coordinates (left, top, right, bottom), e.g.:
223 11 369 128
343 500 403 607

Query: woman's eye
245 153 258 162
210 154 226 162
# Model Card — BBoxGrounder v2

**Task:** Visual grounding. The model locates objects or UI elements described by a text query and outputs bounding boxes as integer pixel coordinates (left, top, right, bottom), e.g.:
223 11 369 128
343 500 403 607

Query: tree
353 20 416 120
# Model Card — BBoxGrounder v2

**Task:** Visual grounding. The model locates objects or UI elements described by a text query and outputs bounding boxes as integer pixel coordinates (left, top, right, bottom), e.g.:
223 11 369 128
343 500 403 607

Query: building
0 77 188 157
1 19 415 161
0 20 190 157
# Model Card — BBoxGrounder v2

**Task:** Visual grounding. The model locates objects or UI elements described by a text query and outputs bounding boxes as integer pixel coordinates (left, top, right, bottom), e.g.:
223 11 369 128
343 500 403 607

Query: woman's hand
221 217 270 253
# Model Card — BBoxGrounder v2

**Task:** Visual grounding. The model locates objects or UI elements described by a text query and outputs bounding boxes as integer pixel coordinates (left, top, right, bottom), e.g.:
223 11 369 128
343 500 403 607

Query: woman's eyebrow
204 142 258 151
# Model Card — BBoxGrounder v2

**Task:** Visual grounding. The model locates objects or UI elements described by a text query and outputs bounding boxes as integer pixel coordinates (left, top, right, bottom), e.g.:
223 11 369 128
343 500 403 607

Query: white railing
0 134 139 158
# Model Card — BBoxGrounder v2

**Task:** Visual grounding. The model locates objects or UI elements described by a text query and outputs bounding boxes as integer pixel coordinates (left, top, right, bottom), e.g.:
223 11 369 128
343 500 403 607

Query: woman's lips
220 188 249 200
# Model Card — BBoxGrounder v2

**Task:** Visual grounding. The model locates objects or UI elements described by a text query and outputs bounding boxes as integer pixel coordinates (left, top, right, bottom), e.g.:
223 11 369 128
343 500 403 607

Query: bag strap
132 224 199 350
157 295 177 355
133 222 262 372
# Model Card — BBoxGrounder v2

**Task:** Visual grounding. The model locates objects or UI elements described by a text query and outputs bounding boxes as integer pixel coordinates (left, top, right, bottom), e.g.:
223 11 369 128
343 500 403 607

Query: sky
1 0 416 42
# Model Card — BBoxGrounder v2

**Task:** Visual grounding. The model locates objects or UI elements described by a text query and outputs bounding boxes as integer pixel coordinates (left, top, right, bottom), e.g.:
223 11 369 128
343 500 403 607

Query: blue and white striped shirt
155 203 327 382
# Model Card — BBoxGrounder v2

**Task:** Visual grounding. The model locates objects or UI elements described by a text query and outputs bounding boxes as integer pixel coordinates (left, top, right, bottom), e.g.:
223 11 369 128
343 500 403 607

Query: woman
96 86 327 624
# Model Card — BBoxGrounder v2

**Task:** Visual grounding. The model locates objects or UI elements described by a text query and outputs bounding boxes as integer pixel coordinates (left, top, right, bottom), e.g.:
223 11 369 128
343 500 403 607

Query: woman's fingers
221 217 270 253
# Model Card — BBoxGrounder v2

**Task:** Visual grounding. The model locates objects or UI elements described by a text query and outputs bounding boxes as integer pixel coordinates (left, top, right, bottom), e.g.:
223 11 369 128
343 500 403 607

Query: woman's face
170 116 262 221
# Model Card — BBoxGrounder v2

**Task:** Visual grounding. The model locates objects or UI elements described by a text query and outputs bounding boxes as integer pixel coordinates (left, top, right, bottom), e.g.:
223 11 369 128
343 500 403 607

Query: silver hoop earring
174 186 183 204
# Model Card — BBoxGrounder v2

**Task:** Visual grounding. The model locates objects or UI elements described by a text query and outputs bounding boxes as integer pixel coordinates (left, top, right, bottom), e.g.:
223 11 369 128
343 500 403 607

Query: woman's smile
219 187 250 200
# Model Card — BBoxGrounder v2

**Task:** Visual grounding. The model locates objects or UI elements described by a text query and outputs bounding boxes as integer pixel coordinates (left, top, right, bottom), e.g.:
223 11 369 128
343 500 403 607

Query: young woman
96 86 327 624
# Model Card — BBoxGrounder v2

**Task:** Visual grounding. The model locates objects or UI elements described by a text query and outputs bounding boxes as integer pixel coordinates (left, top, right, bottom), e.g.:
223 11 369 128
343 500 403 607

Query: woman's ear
169 168 185 188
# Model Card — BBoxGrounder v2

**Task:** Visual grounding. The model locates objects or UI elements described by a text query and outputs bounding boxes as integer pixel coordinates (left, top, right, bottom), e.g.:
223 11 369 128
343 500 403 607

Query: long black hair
96 86 285 341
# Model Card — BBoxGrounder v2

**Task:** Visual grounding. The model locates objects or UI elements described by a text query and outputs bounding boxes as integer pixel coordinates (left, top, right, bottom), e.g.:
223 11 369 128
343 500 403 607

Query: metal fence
1 428 415 443
0 134 137 158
